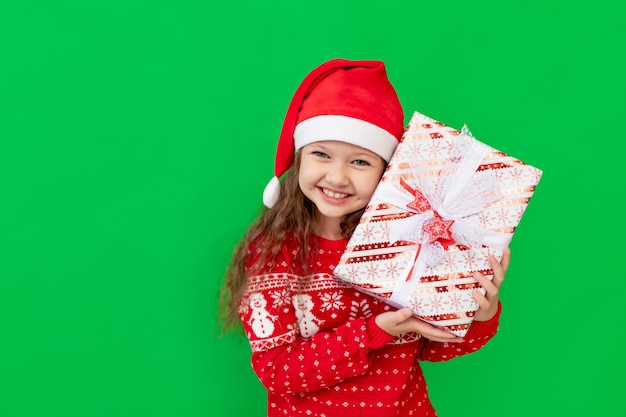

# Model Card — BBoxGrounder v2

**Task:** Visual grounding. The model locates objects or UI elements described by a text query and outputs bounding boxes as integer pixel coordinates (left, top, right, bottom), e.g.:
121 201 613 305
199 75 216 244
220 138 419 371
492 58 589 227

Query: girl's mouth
321 188 349 199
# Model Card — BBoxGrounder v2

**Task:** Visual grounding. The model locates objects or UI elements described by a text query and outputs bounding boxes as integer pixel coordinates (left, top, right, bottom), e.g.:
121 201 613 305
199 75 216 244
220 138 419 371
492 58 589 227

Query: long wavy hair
218 151 365 333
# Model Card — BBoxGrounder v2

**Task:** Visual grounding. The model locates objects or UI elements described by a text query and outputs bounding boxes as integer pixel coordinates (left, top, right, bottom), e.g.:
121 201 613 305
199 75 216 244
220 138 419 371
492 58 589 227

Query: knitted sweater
239 234 501 417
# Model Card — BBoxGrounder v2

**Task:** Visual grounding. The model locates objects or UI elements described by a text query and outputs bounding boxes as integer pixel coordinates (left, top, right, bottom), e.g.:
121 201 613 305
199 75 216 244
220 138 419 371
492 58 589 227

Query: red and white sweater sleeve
240 279 393 395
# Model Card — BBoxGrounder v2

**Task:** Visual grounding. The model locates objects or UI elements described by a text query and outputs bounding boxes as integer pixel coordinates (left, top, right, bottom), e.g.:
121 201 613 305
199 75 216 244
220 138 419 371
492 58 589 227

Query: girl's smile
320 187 349 200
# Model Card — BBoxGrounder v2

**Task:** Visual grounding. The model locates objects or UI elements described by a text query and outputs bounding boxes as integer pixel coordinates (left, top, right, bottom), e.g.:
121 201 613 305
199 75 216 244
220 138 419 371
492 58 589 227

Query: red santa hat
263 58 404 208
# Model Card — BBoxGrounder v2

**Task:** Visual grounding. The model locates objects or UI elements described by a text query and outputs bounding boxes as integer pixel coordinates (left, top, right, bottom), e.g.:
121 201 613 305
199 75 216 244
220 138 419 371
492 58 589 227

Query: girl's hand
472 248 510 322
375 308 464 343
375 249 510 341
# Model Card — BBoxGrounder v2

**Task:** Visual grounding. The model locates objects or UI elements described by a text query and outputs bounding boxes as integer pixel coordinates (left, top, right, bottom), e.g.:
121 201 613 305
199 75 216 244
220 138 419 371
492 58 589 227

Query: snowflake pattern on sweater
239 235 500 417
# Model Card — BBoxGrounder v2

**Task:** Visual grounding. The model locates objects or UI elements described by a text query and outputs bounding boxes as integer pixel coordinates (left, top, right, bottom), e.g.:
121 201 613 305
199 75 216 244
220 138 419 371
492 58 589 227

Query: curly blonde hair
218 151 365 333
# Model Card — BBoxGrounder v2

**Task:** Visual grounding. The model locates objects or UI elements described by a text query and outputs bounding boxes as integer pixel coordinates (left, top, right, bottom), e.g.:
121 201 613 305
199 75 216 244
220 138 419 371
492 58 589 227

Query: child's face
298 140 385 228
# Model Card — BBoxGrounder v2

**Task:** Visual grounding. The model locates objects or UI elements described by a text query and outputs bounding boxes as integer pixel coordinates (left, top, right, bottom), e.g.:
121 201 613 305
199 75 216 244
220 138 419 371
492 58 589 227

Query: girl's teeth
323 189 348 198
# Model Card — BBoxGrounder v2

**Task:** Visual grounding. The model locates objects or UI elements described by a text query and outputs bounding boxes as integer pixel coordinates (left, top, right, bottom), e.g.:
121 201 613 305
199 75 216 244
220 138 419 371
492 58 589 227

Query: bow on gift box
401 177 456 250
373 131 514 307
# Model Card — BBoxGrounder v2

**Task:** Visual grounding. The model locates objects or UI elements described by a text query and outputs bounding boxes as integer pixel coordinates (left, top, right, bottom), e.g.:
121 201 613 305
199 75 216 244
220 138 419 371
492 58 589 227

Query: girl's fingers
487 251 509 289
414 320 464 342
472 288 490 310
500 248 511 274
473 271 498 294
396 307 413 322
424 335 465 343
490 249 510 277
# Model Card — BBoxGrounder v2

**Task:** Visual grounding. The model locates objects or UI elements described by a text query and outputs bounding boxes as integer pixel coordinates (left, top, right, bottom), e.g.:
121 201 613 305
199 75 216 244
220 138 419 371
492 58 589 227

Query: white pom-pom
262 176 280 208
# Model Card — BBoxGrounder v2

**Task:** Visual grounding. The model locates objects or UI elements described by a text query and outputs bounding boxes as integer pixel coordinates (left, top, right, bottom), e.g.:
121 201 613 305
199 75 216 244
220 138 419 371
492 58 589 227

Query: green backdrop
1 1 624 416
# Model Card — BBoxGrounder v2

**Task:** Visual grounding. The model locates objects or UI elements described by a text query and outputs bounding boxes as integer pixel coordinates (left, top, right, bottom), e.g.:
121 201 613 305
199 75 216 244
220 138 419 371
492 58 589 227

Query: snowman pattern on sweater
247 292 277 338
293 293 323 338
242 270 399 354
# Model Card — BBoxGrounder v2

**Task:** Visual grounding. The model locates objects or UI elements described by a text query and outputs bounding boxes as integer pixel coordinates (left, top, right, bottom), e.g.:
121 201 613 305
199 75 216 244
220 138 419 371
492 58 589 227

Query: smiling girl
220 59 509 417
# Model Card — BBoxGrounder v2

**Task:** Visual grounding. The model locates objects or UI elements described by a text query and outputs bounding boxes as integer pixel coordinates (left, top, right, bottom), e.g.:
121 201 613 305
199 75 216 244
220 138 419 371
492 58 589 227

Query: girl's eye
312 151 330 158
353 159 371 167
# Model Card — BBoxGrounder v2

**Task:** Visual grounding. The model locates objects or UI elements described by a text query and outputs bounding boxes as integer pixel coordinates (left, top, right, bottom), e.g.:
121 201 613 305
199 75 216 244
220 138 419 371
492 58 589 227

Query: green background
1 1 624 416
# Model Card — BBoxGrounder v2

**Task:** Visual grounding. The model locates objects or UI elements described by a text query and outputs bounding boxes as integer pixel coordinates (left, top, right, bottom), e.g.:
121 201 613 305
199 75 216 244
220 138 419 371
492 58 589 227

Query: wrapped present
333 111 543 337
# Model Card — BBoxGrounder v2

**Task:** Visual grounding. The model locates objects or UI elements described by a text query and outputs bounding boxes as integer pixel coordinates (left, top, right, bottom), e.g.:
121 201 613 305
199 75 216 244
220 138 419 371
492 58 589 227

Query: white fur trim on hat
263 176 281 208
294 115 398 162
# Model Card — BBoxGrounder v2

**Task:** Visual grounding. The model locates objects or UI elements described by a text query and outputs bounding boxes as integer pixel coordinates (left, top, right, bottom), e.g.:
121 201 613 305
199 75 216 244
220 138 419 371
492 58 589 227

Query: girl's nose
326 163 349 186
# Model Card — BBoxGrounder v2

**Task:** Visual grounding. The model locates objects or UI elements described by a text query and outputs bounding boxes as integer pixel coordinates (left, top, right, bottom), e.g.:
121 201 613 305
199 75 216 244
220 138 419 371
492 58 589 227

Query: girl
221 59 509 417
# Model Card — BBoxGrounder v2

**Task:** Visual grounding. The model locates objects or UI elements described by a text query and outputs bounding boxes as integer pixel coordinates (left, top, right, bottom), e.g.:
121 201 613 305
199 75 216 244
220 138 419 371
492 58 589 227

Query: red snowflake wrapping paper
333 111 543 337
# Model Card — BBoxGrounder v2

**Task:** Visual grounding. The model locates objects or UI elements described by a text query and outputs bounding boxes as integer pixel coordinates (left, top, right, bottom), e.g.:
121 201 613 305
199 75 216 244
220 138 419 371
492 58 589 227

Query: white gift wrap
333 111 543 337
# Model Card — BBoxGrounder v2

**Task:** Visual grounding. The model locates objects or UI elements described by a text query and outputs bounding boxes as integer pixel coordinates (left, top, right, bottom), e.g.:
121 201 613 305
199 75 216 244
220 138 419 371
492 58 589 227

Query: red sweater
239 235 500 417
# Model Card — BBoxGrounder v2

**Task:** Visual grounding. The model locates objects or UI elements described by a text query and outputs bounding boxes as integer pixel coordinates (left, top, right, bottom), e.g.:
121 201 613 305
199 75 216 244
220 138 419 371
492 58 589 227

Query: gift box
333 111 543 337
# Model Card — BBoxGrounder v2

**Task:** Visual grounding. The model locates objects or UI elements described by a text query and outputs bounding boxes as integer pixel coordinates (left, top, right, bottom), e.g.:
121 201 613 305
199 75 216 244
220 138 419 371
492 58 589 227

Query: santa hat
263 58 404 208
